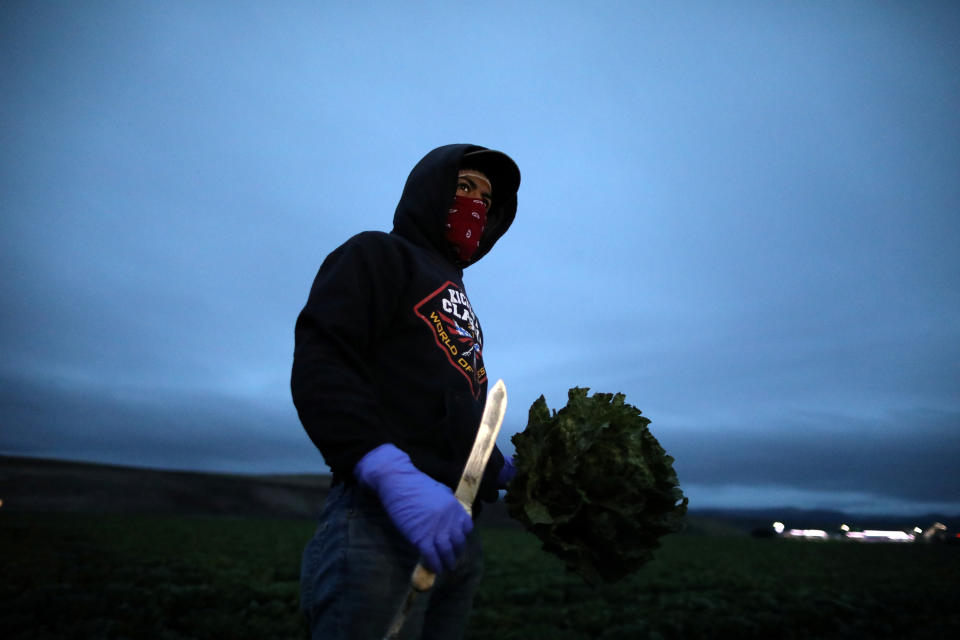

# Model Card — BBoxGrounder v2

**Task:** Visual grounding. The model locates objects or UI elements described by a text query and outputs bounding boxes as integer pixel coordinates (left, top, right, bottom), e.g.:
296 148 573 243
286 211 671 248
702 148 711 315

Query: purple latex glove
497 456 516 489
354 444 473 573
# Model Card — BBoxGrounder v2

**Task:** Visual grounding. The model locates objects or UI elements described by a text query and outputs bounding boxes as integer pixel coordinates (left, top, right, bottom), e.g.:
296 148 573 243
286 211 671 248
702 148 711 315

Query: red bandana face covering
445 195 488 262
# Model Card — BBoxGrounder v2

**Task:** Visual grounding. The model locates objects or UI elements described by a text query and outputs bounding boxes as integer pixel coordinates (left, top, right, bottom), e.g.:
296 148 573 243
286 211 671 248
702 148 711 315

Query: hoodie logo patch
413 281 486 397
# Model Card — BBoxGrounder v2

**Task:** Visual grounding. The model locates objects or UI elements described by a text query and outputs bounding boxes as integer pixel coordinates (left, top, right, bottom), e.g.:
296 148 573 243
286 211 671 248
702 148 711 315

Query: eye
458 180 470 193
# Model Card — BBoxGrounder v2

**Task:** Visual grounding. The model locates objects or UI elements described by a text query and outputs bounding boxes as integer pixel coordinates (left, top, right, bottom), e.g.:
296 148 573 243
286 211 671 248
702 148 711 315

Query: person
291 144 520 639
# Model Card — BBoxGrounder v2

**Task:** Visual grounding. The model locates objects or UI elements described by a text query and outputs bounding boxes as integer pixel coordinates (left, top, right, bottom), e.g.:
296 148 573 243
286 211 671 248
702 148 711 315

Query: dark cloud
664 409 960 504
0 373 320 474
4 369 955 510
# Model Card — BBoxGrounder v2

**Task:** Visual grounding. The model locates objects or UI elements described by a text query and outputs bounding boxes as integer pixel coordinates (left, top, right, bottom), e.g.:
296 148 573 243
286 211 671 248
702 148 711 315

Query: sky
2 1 959 516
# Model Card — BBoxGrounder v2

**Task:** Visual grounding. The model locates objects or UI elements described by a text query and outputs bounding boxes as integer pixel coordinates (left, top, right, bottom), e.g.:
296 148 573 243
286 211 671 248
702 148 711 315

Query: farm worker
291 144 520 639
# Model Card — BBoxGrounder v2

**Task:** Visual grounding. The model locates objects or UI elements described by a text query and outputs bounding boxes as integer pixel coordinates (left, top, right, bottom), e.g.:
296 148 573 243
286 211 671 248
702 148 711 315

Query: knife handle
382 563 437 639
410 563 436 592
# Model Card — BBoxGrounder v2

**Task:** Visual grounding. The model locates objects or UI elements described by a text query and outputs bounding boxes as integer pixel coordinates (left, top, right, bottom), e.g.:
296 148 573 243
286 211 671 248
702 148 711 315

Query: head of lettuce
504 388 688 584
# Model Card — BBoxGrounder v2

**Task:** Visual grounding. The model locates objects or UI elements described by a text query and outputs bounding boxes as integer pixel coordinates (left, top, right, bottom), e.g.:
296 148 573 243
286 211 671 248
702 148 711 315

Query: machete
383 378 508 640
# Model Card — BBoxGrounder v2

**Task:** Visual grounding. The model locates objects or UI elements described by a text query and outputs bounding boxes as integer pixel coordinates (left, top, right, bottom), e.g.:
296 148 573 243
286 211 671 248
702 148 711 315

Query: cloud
0 372 321 474
664 408 960 504
681 483 960 517
2 1 958 516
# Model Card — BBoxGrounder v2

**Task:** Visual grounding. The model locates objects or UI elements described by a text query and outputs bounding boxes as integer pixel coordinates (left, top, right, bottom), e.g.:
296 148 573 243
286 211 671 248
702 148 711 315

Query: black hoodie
291 144 518 505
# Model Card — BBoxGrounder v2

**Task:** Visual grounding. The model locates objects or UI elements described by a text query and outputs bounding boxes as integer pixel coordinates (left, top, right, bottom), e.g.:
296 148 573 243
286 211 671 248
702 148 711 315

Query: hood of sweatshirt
392 144 520 267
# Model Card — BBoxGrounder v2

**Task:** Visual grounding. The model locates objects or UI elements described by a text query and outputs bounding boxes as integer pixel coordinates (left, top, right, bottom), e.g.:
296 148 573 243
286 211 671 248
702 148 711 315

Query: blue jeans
300 482 484 640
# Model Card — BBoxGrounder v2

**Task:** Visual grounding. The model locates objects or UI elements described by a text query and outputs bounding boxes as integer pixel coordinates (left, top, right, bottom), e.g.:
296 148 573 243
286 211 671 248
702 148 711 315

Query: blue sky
2 1 958 515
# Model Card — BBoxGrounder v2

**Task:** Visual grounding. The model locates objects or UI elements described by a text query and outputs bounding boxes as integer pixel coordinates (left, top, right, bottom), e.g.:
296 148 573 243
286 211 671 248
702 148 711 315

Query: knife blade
383 378 507 639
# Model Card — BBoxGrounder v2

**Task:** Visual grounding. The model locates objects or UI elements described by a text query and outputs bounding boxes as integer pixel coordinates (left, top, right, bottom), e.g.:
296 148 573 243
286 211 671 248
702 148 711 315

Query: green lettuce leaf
505 387 688 584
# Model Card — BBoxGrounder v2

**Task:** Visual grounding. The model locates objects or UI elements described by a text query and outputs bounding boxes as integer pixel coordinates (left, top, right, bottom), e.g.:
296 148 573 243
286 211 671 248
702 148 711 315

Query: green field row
2 513 957 639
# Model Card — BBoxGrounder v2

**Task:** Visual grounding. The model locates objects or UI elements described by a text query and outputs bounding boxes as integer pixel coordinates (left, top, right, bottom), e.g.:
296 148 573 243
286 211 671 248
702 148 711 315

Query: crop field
2 512 957 639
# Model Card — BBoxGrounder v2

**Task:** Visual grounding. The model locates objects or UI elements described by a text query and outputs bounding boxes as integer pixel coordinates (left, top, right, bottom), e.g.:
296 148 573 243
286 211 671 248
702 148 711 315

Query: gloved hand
354 443 473 573
497 455 516 489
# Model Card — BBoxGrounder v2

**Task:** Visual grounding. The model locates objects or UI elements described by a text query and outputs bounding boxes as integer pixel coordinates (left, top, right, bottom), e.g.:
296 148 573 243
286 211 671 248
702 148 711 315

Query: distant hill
2 456 952 533
0 455 330 519
0 454 528 527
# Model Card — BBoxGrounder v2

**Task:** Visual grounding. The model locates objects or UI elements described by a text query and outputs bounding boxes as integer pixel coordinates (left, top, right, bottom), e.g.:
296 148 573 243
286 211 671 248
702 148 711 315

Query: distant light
0 498 3 508
846 530 916 542
787 528 828 539
913 527 923 534
772 521 785 534
840 524 850 532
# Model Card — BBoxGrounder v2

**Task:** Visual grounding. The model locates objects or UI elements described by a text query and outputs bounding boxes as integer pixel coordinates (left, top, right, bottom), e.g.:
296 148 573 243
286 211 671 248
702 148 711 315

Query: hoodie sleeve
290 232 404 476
